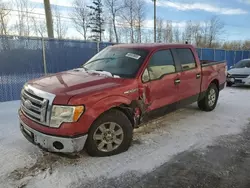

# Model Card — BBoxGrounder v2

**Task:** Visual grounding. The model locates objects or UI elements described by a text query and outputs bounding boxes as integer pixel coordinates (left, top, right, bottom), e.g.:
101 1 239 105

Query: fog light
230 78 235 82
53 141 64 150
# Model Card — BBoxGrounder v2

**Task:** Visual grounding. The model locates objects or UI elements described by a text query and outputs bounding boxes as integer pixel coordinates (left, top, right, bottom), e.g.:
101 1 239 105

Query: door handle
196 73 201 79
174 79 181 85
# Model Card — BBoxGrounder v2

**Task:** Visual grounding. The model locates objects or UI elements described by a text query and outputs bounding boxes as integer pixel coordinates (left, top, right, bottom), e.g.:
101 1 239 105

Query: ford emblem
24 100 32 109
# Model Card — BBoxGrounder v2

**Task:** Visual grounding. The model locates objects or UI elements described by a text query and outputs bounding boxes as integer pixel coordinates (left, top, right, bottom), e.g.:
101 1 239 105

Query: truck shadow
73 125 250 188
230 85 250 90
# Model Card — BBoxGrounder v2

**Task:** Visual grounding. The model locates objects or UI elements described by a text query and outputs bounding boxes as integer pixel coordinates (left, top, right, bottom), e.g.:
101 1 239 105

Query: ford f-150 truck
19 44 227 157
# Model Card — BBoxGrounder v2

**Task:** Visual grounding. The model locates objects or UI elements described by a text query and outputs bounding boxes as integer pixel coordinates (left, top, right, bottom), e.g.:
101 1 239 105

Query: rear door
141 49 180 111
175 48 201 103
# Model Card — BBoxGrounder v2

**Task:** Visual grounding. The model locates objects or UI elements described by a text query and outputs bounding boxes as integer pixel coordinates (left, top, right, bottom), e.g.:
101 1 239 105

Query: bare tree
201 21 209 47
163 20 173 43
104 0 124 43
208 16 224 48
173 27 180 43
134 0 146 43
32 17 47 37
71 0 89 40
120 27 130 43
0 0 11 35
222 40 250 50
242 40 250 50
107 19 113 42
122 0 135 43
13 0 34 36
192 23 203 47
156 17 163 43
144 29 153 43
53 6 68 39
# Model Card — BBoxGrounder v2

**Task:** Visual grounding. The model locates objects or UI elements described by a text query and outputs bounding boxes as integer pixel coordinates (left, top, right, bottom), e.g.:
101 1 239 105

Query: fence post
224 50 226 60
214 48 216 61
42 38 47 75
241 51 244 60
97 41 100 53
234 51 236 65
201 48 203 59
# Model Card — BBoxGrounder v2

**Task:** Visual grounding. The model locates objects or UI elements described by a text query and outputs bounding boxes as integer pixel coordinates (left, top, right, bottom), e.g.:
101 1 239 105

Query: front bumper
227 77 250 85
20 118 88 153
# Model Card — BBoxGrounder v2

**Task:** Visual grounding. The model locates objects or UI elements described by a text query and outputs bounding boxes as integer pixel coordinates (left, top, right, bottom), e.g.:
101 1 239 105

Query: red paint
22 44 227 137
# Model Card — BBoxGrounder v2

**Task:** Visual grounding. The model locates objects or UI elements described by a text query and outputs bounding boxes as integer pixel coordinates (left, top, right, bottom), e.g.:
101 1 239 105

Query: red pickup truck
19 44 227 156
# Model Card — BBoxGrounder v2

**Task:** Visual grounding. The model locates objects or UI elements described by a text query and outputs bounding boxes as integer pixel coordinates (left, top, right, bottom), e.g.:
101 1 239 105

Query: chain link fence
0 35 250 102
0 35 113 102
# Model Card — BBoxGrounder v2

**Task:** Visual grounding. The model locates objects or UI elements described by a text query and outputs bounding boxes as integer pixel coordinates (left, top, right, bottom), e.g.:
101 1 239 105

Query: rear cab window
176 48 197 71
147 50 176 80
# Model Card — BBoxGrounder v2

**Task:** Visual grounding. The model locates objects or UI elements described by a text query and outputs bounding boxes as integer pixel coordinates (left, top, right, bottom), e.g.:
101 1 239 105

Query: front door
142 49 180 111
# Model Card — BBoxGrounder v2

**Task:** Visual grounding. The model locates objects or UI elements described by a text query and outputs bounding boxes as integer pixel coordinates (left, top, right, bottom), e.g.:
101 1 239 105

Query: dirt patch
8 151 81 187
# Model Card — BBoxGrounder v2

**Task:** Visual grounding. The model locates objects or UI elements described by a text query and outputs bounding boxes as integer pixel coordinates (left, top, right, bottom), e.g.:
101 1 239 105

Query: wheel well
114 105 135 127
88 105 135 132
211 79 219 90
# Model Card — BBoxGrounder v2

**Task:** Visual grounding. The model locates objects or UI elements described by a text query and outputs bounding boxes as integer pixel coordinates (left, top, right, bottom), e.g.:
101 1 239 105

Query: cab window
176 48 196 70
148 50 176 80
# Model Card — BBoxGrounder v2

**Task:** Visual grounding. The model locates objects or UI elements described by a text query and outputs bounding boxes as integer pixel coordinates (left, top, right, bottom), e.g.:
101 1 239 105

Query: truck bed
200 60 227 93
200 60 226 67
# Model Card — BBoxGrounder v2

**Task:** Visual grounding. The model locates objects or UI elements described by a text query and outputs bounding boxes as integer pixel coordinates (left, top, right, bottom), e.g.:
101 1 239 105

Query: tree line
0 0 250 50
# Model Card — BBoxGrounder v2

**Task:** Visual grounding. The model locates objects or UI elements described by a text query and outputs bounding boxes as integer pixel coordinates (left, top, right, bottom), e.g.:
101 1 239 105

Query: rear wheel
198 83 219 112
85 109 133 157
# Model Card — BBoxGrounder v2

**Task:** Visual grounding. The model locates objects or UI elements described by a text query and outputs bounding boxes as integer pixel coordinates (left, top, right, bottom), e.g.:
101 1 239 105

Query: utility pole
153 0 157 43
44 0 54 38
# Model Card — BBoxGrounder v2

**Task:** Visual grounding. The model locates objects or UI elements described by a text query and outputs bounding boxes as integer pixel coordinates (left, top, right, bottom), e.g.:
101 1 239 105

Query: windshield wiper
85 58 115 65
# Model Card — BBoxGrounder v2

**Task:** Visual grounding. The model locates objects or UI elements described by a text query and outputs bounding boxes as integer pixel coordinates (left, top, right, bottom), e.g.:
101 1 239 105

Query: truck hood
28 70 124 102
228 68 250 75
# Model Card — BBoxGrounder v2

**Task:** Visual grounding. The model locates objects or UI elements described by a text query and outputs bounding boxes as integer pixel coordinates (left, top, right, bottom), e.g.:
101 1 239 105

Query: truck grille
20 85 55 126
231 74 249 78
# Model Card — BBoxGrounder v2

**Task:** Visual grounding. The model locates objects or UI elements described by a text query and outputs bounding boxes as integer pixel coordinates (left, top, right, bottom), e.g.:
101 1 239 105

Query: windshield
82 47 149 78
234 60 250 68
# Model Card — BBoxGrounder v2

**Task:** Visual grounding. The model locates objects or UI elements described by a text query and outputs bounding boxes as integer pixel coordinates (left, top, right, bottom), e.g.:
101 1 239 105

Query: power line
2 8 188 30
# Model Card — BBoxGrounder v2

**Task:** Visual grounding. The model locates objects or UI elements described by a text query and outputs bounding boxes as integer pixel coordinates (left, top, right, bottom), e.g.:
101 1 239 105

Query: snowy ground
0 87 250 188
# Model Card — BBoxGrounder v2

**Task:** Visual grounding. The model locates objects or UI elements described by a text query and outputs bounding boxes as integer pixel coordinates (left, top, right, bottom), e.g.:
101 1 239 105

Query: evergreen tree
88 0 105 41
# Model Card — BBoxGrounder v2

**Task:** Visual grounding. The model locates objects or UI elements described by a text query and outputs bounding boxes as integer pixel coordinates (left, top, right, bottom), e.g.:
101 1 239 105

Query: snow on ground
0 87 250 188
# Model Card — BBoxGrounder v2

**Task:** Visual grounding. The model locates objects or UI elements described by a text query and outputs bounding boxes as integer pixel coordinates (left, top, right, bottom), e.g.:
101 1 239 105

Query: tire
198 83 219 112
85 109 133 157
227 82 233 87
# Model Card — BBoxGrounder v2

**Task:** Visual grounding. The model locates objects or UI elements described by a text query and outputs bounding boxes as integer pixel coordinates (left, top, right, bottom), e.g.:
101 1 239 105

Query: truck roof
112 43 194 51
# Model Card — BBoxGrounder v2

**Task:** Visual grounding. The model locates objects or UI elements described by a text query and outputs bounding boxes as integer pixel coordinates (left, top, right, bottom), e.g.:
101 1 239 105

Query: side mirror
142 68 150 83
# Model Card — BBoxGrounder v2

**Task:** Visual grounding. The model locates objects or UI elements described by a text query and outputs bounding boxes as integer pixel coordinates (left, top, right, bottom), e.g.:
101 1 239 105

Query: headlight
50 105 84 128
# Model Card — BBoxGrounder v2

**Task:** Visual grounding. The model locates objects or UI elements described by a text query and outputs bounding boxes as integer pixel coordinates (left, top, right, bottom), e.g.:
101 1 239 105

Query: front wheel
227 82 233 87
85 109 133 157
198 83 219 112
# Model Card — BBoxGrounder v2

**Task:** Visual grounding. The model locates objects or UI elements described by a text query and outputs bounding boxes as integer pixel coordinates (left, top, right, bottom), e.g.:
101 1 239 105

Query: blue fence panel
99 42 114 51
196 48 202 59
215 49 226 61
0 36 44 102
235 51 243 64
243 51 250 59
45 39 97 73
201 48 215 60
1 36 250 102
226 51 235 69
